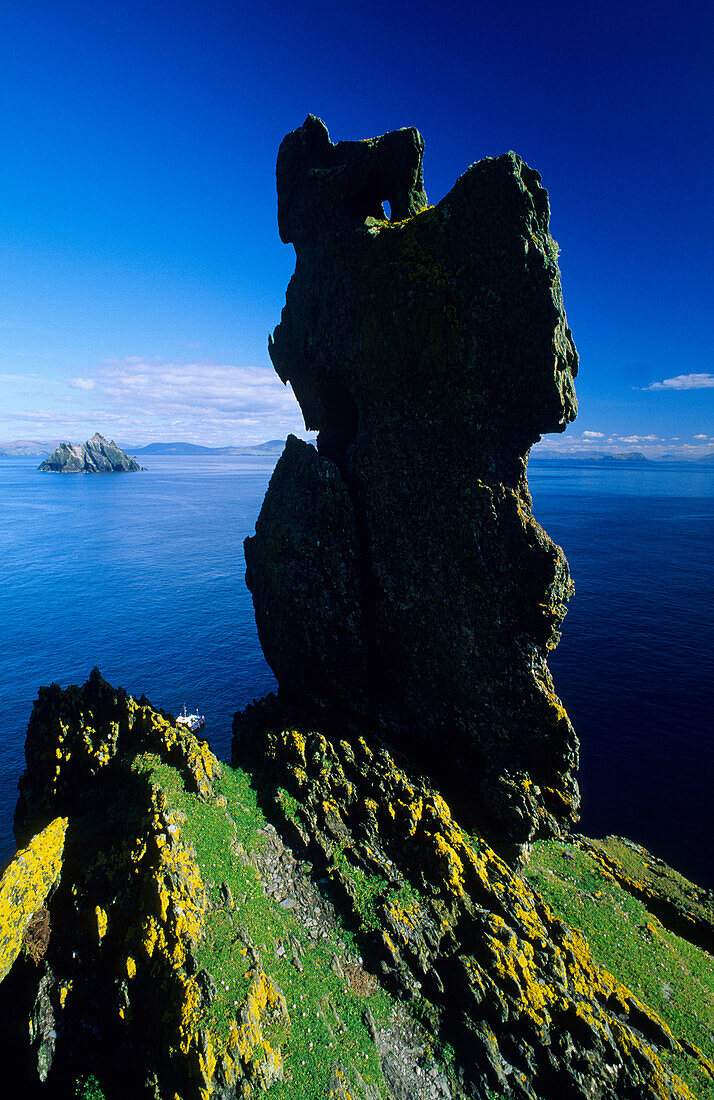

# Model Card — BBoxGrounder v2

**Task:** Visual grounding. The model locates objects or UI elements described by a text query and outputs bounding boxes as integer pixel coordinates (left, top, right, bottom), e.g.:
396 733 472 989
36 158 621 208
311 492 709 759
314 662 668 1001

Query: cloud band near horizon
644 373 714 391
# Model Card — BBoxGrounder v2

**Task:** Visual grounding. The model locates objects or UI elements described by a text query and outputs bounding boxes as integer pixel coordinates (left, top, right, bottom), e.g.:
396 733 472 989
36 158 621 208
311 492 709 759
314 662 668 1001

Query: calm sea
1 455 712 887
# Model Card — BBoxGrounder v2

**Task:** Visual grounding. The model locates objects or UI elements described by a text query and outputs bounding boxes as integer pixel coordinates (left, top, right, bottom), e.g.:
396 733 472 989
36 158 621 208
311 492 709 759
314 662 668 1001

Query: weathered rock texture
3 673 291 1098
245 117 579 856
38 432 140 472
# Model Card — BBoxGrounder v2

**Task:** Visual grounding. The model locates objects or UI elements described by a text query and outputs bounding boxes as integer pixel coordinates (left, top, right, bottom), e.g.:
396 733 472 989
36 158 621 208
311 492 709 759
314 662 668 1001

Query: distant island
38 433 140 473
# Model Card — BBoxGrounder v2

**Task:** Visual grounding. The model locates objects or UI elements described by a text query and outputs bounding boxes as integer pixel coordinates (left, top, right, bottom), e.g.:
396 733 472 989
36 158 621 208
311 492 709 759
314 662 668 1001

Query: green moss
525 839 714 1099
73 1075 107 1100
330 846 387 933
131 753 403 1099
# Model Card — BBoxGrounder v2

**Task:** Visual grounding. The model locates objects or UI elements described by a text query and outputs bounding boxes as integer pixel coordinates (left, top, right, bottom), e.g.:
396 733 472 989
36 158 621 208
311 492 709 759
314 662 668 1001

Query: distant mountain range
2 437 713 462
0 438 289 457
127 439 287 456
0 438 62 456
531 449 714 464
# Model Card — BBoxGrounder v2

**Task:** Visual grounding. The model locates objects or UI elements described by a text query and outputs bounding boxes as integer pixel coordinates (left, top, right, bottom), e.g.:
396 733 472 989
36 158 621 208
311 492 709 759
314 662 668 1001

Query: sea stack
38 433 140 473
242 116 580 859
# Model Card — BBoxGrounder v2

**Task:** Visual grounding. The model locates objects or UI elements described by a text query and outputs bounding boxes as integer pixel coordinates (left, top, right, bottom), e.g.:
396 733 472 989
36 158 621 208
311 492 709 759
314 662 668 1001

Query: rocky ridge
1 673 712 1099
233 697 714 1100
38 433 140 473
1 672 455 1099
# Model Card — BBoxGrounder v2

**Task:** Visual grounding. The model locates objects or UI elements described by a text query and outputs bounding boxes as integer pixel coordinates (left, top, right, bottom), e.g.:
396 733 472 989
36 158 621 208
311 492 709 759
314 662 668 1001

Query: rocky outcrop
234 698 714 1100
245 117 579 858
570 835 714 954
231 119 714 1100
38 432 140 472
2 671 713 1099
1 673 453 1100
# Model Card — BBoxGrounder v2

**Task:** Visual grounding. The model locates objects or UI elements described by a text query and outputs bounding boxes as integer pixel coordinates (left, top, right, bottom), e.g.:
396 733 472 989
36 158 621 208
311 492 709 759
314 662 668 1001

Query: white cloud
3 358 310 446
694 433 709 439
583 431 604 438
613 434 660 443
644 373 714 391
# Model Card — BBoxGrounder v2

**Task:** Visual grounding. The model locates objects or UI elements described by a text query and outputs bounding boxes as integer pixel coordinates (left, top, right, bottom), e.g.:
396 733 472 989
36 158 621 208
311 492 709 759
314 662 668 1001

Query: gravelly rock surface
234 701 705 1100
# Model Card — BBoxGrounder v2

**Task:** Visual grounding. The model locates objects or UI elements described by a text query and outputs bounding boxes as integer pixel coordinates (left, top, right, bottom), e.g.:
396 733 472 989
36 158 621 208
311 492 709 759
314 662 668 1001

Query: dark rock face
38 432 140 472
245 117 579 857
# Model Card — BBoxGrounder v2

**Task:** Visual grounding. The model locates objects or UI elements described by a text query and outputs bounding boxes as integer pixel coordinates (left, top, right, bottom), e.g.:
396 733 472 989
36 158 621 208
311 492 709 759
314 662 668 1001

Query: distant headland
38 433 140 473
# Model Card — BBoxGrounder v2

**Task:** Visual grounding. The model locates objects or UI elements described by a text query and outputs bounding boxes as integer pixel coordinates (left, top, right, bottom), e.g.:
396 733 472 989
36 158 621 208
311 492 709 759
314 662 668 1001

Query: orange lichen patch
111 779 285 1099
429 834 466 899
246 718 706 1098
483 925 551 1026
285 729 307 764
681 1042 714 1082
0 816 67 983
132 790 207 969
327 1061 356 1099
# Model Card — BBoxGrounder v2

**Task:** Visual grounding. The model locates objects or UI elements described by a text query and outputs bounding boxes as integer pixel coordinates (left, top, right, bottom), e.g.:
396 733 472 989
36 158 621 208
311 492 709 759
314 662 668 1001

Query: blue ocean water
1 455 712 887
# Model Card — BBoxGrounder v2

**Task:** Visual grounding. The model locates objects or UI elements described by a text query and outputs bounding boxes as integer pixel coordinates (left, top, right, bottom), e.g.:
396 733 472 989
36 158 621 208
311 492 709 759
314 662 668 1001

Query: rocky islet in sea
1 120 713 1100
38 432 141 473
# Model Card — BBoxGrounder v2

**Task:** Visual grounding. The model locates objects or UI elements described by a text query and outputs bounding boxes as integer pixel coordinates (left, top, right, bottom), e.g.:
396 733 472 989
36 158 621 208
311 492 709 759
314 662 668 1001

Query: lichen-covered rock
5 675 455 1100
0 816 67 983
38 432 140 472
15 666 220 844
234 699 707 1100
245 117 579 857
2 675 294 1099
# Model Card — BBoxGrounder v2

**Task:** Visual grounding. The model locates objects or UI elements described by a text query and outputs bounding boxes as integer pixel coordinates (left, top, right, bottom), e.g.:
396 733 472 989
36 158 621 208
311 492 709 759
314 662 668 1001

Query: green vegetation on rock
0 673 453 1100
526 838 714 1099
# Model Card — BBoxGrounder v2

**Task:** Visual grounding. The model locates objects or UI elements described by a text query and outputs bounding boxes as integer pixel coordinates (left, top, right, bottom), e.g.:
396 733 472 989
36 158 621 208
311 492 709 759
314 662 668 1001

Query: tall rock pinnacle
245 116 580 858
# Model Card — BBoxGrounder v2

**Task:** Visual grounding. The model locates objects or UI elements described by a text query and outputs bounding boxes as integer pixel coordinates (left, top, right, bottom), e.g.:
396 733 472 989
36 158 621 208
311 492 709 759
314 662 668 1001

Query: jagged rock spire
246 117 580 858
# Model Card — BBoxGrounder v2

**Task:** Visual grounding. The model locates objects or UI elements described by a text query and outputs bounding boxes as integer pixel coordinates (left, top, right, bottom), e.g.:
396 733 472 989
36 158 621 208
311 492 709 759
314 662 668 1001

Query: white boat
176 705 205 732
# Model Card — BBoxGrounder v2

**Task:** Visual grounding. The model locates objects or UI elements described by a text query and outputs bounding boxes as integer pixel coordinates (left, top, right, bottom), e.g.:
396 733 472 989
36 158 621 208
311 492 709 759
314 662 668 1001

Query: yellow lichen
95 905 108 943
0 816 68 983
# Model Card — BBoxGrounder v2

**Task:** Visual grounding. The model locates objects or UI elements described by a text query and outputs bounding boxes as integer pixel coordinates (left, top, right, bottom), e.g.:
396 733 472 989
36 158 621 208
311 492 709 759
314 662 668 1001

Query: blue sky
0 0 711 454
